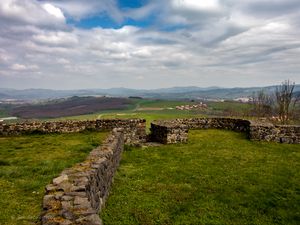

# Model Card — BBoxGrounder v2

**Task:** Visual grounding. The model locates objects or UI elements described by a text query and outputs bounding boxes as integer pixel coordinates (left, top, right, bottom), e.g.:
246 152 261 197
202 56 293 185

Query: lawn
0 131 108 225
101 130 300 225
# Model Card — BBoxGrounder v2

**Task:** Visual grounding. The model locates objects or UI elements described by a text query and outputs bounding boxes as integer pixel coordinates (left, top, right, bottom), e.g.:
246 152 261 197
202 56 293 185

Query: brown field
10 96 133 119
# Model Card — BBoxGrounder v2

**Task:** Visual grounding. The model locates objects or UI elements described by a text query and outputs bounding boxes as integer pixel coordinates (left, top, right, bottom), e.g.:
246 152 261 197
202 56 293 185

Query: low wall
41 128 124 225
0 119 146 144
250 122 300 144
150 122 189 144
151 118 300 144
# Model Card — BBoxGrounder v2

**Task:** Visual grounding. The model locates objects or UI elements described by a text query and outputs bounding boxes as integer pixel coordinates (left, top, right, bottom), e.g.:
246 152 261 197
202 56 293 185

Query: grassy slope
0 131 107 225
101 130 300 225
49 99 205 130
207 101 252 116
137 99 194 108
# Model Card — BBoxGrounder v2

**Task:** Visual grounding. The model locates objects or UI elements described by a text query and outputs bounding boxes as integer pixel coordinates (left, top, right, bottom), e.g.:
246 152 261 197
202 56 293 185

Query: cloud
42 3 65 20
48 0 123 22
0 0 299 89
0 0 66 27
171 0 222 12
32 32 78 46
10 63 39 71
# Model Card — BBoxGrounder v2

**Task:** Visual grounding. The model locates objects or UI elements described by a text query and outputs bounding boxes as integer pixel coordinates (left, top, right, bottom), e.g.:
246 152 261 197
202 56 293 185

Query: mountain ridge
0 85 299 101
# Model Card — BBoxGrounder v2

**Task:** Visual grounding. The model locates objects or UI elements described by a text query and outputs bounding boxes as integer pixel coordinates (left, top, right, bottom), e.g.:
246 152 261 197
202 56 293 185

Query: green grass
50 100 251 125
207 101 252 116
53 110 203 130
101 130 300 225
137 99 194 108
0 131 108 225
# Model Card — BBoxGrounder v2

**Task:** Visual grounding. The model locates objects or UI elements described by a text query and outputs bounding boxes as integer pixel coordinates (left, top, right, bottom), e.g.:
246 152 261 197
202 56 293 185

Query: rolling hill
10 96 133 119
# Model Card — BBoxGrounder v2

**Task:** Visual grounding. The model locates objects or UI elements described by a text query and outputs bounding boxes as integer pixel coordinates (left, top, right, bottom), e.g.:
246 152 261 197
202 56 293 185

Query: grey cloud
243 0 300 17
0 0 299 89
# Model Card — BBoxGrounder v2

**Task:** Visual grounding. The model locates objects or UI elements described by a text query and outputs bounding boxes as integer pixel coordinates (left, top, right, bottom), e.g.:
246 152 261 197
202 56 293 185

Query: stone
53 175 68 185
75 214 103 225
74 197 90 208
43 195 56 210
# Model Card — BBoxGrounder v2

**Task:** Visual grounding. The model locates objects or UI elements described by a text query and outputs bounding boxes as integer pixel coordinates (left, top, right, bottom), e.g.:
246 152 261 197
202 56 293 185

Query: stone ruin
0 118 299 224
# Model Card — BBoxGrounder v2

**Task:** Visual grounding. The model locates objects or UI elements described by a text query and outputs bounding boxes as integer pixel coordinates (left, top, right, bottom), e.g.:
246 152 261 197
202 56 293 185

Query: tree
251 90 273 117
275 80 297 124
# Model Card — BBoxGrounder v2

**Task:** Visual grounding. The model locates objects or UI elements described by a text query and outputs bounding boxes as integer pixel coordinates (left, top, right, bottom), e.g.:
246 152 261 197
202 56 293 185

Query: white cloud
10 63 38 71
57 58 70 64
0 0 66 27
172 0 222 12
33 32 78 46
42 3 65 20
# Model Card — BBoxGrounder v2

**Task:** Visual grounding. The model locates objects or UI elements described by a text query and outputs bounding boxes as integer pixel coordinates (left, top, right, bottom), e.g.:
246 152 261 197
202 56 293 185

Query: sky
0 0 299 90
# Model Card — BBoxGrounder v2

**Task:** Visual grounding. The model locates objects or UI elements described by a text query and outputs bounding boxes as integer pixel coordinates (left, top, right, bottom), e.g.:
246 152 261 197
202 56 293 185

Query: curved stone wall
41 128 124 225
151 118 300 144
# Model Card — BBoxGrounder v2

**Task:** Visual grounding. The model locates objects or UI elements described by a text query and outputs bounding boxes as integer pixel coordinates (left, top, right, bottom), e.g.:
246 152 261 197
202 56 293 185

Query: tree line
251 80 299 124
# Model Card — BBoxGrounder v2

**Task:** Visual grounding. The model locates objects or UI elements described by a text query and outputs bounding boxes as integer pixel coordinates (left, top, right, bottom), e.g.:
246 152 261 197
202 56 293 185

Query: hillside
10 96 133 119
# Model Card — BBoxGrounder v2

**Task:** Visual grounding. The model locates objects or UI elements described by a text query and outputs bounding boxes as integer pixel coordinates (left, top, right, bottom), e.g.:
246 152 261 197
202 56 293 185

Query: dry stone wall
41 128 124 225
0 119 146 144
250 122 300 144
151 118 300 144
0 117 296 224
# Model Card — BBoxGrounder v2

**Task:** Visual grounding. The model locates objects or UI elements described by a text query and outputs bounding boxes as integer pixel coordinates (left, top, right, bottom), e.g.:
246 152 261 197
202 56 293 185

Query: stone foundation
0 119 146 144
41 128 124 225
151 118 300 144
1 117 298 224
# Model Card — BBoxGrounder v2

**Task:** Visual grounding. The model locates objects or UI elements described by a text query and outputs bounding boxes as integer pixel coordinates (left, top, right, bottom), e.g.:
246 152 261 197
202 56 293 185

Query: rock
74 196 91 208
43 195 55 209
75 214 103 225
53 175 68 185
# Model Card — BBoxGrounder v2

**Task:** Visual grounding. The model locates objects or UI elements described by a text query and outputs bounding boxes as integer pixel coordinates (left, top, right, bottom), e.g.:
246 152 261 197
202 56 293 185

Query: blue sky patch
118 0 148 9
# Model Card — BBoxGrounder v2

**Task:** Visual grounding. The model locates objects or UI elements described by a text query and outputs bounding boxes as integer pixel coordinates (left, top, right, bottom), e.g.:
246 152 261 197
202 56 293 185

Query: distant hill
0 84 299 101
10 96 133 119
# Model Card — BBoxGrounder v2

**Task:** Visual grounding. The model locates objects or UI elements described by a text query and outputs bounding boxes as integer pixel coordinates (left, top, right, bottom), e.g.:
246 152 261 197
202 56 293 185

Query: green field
0 131 108 225
1 99 299 225
44 99 211 131
101 130 300 225
207 101 252 116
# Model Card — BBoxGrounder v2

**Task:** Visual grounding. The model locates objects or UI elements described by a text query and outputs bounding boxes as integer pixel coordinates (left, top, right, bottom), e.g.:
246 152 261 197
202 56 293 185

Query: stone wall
151 118 300 144
150 122 188 144
0 119 146 144
41 128 124 225
250 122 300 144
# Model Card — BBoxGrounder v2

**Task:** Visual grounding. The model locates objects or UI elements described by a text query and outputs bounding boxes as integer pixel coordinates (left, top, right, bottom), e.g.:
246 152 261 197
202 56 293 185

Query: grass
137 99 194 108
101 130 300 225
206 101 252 116
53 110 203 130
0 131 108 225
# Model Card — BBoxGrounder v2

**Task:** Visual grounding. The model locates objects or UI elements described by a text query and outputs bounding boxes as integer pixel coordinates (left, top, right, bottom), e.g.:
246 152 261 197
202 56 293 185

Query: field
0 98 300 225
9 96 133 119
0 131 108 225
101 130 300 225
1 97 254 122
